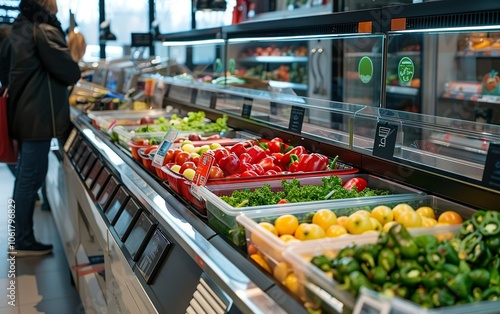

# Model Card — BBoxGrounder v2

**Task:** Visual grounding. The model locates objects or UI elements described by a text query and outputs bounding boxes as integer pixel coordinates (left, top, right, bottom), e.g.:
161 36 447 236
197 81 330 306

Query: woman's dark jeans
13 140 51 247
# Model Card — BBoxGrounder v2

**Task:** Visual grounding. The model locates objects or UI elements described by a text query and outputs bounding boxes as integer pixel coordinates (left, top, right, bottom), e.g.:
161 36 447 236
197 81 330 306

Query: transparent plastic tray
236 195 475 270
88 109 172 133
198 174 424 246
282 225 500 314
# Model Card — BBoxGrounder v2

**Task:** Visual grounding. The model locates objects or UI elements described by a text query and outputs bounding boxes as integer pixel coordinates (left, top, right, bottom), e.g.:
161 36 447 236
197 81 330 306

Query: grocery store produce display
303 210 499 311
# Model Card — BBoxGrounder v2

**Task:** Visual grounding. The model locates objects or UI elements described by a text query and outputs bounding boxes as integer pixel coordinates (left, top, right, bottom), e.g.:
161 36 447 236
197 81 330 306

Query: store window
56 0 99 61
154 0 192 59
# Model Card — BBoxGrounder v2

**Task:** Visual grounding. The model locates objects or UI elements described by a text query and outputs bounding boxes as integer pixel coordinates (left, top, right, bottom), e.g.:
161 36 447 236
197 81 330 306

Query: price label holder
288 106 306 134
372 122 398 160
125 212 156 261
114 198 141 242
81 153 98 180
190 88 198 104
482 143 500 189
68 136 81 158
137 229 172 284
270 102 278 115
76 148 92 173
64 128 78 153
190 153 215 201
106 187 131 225
91 167 111 200
152 129 179 168
97 176 120 211
209 92 217 109
242 97 253 118
86 160 104 189
353 292 390 314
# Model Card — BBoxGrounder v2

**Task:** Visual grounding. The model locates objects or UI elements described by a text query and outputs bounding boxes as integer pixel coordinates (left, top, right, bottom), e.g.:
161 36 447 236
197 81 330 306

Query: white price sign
152 129 178 167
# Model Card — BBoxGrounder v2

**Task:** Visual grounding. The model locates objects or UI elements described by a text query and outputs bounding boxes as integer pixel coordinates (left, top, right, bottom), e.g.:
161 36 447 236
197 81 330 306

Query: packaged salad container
197 174 424 246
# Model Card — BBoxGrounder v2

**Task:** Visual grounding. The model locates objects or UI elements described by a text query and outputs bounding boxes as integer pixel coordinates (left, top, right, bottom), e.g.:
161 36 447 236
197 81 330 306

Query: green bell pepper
337 245 357 259
415 234 438 250
370 266 388 286
346 271 372 295
459 231 485 263
336 256 360 276
447 273 472 299
469 268 490 289
472 210 487 228
378 248 396 272
490 266 499 287
400 265 424 286
422 270 445 289
411 287 434 309
442 263 459 276
482 286 500 301
311 255 332 272
438 240 460 265
426 247 446 269
486 236 500 254
459 219 476 238
472 287 483 301
431 287 456 308
389 223 419 259
480 211 500 236
354 244 378 268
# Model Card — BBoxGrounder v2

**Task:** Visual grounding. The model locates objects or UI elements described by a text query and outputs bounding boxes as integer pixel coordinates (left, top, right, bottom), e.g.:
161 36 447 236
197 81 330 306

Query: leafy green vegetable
133 111 228 134
220 176 390 207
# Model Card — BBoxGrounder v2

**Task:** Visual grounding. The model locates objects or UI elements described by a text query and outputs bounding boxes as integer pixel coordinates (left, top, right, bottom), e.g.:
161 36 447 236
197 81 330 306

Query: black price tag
270 102 278 115
115 198 141 242
288 106 306 134
209 92 217 109
482 143 500 189
372 122 398 160
190 88 198 104
137 229 172 284
125 212 156 261
241 97 253 118
106 187 130 225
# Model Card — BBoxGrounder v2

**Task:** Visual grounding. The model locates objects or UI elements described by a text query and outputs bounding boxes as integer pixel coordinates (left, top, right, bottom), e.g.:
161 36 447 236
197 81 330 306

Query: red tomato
175 151 191 165
171 149 182 162
179 161 197 174
163 149 175 165
192 155 200 165
213 147 229 162
209 166 224 179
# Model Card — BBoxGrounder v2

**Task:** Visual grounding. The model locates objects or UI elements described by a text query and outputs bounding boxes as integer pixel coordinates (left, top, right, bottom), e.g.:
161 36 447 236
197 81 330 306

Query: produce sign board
372 122 398 160
137 229 172 284
242 97 253 118
482 143 500 189
288 106 306 134
152 129 178 167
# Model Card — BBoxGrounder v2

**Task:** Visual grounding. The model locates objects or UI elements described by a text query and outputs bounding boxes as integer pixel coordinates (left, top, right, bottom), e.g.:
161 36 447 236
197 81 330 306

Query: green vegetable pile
220 176 390 207
309 210 500 310
134 111 228 134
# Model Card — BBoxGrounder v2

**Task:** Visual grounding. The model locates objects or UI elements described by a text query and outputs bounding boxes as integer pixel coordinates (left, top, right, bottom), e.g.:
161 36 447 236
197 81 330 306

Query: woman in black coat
0 0 81 256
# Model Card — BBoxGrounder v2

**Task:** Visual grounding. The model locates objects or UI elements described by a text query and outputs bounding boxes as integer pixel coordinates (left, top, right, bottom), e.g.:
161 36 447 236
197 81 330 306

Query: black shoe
11 241 53 257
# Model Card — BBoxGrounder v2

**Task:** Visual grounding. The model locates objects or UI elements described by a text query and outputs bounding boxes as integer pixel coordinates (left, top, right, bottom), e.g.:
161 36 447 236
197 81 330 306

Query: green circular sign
398 57 415 84
358 56 374 84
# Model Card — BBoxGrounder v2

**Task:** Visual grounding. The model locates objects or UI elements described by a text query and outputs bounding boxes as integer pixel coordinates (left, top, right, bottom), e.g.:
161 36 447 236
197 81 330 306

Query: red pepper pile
211 137 337 178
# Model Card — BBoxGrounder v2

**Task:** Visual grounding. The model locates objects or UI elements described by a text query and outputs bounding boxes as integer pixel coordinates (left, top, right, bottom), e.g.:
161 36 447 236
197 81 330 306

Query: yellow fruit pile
256 204 463 242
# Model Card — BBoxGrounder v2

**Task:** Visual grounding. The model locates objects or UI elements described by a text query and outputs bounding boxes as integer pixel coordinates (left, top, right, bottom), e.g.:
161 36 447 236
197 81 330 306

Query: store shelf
440 91 500 104
268 80 308 90
386 85 419 96
238 56 308 63
456 49 500 58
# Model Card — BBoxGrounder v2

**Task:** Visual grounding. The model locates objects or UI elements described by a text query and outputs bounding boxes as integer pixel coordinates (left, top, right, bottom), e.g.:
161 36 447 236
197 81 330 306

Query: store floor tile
0 164 83 313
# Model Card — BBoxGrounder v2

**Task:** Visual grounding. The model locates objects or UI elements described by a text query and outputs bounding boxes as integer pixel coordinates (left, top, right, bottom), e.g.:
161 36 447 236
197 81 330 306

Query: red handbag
0 88 18 163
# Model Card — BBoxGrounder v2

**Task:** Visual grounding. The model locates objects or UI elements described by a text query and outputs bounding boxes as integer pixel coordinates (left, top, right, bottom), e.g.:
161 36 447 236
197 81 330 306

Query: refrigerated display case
45 2 500 314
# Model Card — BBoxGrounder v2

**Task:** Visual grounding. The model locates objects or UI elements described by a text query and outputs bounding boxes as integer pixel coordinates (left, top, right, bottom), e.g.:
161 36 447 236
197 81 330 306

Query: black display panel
91 168 111 199
76 148 91 172
68 137 79 158
81 154 97 179
97 176 120 211
85 160 103 189
106 187 130 225
125 212 156 261
114 198 141 242
137 229 172 284
73 142 87 164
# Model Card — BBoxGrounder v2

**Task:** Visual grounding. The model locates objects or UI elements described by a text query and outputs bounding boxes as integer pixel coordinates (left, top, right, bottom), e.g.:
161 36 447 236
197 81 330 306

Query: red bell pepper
282 146 307 167
219 153 241 175
267 140 282 154
252 164 265 175
239 152 252 165
230 142 248 156
297 153 328 172
247 146 267 164
240 170 259 177
264 169 279 176
288 154 302 172
226 173 241 178
213 148 229 163
257 156 282 172
343 177 368 192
